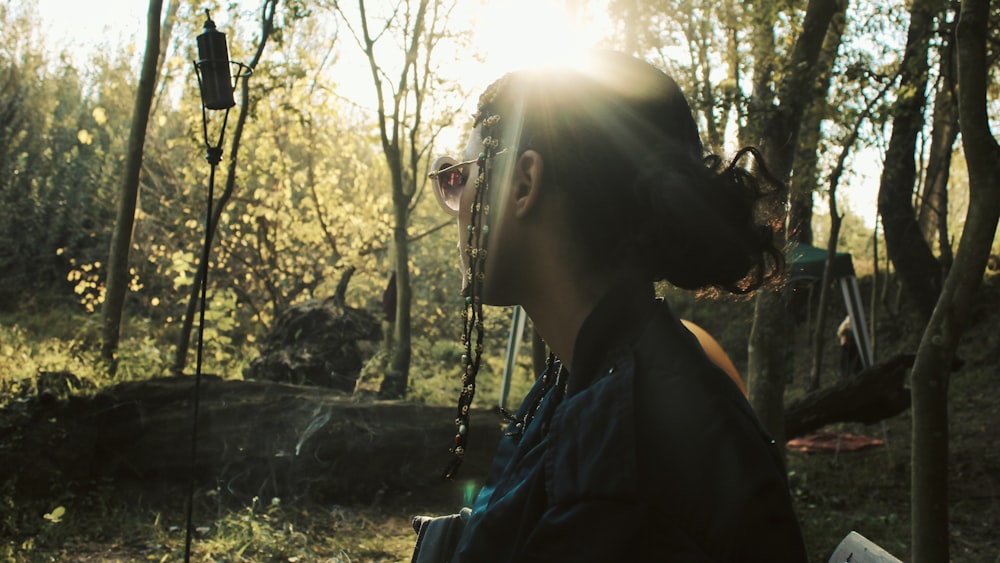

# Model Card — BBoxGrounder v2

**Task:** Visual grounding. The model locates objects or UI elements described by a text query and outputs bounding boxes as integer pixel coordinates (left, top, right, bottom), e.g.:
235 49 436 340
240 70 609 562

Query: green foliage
0 5 127 308
0 474 164 561
406 305 538 407
813 207 879 265
192 496 311 561
0 308 103 395
0 0 500 403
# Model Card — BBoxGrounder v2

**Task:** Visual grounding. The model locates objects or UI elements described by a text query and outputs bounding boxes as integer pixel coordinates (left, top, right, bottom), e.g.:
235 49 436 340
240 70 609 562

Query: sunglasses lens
436 164 465 212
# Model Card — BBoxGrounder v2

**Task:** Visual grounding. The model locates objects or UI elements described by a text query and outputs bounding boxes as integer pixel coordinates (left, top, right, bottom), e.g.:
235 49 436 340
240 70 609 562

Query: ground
2 275 998 562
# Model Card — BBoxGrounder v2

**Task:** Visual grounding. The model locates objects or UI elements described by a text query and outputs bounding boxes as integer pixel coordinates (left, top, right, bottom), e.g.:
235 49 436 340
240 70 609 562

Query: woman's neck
520 264 639 372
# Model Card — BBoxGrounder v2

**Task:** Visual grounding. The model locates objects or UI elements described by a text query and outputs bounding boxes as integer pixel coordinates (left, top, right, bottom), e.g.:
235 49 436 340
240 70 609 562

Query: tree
916 10 960 270
788 0 848 246
607 0 739 151
909 0 1000 560
744 0 843 447
0 4 135 311
331 0 460 398
101 0 164 373
808 82 890 391
876 0 950 322
607 0 853 442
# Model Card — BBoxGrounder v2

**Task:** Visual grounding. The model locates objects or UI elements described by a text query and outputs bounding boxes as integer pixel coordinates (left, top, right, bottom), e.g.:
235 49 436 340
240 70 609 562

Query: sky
35 0 146 61
31 0 606 95
32 0 881 229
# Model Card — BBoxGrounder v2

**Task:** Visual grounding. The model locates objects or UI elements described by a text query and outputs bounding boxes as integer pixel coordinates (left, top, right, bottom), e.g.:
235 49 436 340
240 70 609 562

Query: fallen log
1 355 913 503
784 354 914 439
0 376 499 503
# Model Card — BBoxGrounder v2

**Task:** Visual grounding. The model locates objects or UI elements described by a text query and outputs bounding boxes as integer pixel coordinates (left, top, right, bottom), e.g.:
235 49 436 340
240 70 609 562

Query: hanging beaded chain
443 108 504 480
498 352 566 437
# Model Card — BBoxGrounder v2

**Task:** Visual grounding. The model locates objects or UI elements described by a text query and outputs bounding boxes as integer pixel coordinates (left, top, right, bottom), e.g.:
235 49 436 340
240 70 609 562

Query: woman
416 51 807 562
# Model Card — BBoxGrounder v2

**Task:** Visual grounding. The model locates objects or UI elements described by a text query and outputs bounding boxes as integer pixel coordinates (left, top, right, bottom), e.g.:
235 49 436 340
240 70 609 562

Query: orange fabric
787 431 884 453
681 320 747 396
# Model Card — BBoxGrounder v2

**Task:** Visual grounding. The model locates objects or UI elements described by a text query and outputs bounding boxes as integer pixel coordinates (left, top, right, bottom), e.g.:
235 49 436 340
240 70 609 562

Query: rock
244 297 381 392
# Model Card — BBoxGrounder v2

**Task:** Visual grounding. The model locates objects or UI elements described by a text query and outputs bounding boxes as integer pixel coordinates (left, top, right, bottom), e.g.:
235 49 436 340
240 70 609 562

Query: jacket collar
566 280 657 397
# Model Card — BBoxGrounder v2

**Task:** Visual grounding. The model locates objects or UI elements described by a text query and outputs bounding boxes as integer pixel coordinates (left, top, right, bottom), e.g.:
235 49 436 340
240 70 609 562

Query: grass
2 275 999 562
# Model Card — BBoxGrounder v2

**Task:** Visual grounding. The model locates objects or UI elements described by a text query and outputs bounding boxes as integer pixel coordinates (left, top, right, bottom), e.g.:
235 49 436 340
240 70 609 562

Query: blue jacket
453 284 807 562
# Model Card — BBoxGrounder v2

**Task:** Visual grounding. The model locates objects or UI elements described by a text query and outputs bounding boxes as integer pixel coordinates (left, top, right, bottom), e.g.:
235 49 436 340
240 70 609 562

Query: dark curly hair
476 51 784 294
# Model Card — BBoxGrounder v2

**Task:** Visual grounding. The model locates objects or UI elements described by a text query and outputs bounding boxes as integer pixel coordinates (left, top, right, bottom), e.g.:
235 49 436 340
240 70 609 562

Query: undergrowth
1 276 998 561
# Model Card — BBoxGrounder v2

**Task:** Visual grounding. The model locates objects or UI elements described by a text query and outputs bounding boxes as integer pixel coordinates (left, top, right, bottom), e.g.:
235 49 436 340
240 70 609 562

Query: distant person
838 315 864 378
414 50 806 562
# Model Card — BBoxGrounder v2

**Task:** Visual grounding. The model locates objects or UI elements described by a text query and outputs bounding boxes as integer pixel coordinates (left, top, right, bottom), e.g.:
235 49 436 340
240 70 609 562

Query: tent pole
840 276 875 369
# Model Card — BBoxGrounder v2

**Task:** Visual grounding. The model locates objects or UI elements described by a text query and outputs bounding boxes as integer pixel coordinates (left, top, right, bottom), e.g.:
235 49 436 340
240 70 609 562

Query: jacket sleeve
517 497 718 562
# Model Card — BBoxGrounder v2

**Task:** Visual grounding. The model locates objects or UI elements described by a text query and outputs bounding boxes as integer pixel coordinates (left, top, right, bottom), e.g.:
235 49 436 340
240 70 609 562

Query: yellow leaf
43 506 66 523
92 107 108 126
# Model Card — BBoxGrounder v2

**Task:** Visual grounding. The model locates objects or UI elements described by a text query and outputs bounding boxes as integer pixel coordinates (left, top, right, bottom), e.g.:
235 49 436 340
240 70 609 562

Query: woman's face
431 119 531 305
455 128 483 283
452 125 519 304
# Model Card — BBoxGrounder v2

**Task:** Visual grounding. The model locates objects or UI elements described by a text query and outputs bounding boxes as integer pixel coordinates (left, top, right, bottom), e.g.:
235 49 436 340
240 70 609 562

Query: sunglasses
428 156 476 216
428 150 508 216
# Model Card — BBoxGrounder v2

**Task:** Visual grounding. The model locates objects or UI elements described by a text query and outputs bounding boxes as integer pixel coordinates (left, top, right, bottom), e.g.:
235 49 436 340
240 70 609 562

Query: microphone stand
184 11 250 561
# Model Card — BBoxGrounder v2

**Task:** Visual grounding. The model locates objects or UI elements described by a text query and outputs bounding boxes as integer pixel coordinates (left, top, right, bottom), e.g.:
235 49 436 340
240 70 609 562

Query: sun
466 0 610 90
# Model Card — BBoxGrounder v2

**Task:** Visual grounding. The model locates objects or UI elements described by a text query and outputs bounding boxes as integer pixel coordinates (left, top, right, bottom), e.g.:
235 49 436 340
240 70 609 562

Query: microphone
196 10 235 110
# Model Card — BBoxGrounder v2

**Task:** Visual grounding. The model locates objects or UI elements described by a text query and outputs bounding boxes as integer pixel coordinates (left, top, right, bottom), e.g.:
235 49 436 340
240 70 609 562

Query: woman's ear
512 149 544 219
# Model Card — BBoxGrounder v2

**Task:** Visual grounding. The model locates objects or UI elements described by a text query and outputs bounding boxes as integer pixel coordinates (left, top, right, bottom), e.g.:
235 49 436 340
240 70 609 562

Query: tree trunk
747 291 790 446
870 222 880 360
877 0 948 322
911 1 1000 560
355 0 432 399
382 202 413 398
787 190 815 246
742 1 776 147
694 20 721 150
789 0 848 247
100 0 163 374
150 0 180 118
917 15 959 270
745 0 841 447
724 0 743 144
808 196 842 391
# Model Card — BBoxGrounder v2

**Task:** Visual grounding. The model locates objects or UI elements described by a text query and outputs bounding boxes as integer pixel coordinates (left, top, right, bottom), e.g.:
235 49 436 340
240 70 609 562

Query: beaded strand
498 353 566 438
443 106 503 480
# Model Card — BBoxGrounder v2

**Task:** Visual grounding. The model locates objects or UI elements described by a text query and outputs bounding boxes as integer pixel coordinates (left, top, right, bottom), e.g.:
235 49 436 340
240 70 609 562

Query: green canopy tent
785 241 874 370
786 241 855 281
